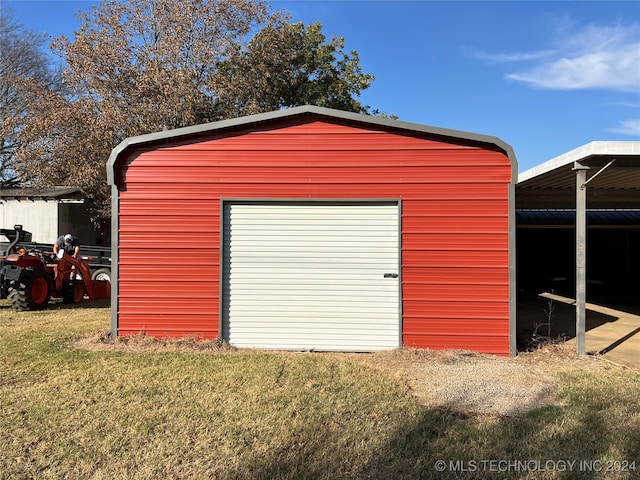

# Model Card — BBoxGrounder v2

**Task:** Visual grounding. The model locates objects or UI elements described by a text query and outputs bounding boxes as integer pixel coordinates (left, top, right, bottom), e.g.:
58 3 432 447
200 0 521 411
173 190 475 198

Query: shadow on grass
0 298 109 311
48 298 111 310
231 402 640 480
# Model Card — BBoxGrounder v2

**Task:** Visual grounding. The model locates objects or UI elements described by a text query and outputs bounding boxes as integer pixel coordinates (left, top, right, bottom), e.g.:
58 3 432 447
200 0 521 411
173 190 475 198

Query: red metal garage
107 106 517 356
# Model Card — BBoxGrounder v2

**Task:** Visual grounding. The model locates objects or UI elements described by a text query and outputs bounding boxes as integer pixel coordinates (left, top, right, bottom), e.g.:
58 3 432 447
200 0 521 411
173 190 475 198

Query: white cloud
609 119 640 136
480 23 640 92
472 49 555 64
507 45 640 91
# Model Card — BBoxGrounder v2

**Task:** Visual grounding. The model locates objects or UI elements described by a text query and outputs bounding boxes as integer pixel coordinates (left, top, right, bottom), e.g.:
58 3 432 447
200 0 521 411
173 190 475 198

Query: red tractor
1 225 111 311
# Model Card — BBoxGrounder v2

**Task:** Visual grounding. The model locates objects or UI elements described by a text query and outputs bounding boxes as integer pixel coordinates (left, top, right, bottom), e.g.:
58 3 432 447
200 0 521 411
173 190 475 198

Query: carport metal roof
517 209 640 226
516 141 640 356
517 141 640 209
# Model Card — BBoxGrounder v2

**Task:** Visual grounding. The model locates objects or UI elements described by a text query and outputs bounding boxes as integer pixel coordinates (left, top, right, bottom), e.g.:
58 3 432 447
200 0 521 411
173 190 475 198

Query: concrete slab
539 292 640 368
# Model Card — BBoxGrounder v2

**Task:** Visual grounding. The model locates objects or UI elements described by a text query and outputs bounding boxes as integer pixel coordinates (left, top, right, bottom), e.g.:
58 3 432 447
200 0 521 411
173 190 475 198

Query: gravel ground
404 353 556 416
360 344 630 417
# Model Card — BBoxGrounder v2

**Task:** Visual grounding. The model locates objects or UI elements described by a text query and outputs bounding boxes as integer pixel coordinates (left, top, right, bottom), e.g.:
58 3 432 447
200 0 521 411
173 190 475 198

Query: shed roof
517 141 640 209
0 186 83 200
107 105 517 185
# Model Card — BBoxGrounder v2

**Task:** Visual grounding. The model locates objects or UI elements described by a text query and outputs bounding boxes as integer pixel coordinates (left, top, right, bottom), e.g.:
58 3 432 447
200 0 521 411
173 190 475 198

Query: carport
516 141 640 355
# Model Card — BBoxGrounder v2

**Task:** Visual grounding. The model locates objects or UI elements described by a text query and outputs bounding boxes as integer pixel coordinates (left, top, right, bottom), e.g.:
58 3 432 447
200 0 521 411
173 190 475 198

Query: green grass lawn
1 299 639 479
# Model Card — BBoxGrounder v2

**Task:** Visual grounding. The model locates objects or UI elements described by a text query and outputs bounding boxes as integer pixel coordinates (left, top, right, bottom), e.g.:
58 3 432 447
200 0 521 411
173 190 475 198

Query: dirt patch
74 332 631 417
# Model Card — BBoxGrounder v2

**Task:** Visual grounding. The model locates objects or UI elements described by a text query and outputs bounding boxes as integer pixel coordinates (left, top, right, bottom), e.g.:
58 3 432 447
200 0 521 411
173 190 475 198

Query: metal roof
517 141 640 356
517 209 640 226
107 105 518 185
517 141 640 209
0 186 83 200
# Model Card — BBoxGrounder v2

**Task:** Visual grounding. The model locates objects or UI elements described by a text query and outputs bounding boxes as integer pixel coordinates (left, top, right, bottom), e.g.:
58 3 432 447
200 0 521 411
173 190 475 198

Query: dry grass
1 299 639 479
75 329 234 353
74 331 563 417
75 332 624 417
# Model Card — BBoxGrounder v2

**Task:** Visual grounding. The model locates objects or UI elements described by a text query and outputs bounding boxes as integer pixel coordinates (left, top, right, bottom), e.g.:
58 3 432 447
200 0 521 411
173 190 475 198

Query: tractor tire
8 269 51 311
91 268 111 284
63 281 84 304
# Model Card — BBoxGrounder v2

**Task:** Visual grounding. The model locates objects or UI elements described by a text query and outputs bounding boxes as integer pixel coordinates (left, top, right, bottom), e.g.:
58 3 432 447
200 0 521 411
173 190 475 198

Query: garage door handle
384 273 398 278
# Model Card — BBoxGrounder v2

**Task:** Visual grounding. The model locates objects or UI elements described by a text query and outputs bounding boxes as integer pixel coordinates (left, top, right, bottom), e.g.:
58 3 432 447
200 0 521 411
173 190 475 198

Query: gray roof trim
107 105 517 185
518 141 640 184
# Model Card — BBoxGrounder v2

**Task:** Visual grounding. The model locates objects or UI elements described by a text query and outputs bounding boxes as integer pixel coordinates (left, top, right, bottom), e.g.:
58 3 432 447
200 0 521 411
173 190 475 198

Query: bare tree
0 8 58 187
13 0 377 223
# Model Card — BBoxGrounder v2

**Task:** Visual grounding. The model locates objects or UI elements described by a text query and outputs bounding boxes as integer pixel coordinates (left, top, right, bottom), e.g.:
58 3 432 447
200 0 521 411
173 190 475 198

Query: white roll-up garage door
222 202 400 352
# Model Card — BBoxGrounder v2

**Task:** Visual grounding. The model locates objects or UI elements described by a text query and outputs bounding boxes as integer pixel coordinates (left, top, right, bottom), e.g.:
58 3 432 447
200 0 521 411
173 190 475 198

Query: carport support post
573 161 589 356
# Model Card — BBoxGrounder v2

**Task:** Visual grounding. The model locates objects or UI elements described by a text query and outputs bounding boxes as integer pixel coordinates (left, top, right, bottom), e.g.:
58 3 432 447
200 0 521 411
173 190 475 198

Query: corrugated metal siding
222 202 400 351
116 119 511 355
116 196 220 337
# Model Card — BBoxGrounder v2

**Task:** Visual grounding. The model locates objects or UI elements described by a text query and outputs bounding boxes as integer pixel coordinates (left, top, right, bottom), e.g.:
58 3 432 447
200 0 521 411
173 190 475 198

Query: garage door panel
223 202 400 352
229 292 398 299
227 273 395 281
229 246 397 255
229 303 398 313
229 313 398 322
231 320 400 330
229 282 397 291
230 332 399 341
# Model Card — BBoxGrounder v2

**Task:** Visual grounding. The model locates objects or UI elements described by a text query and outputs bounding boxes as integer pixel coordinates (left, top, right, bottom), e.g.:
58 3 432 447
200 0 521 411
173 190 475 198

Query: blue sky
6 0 640 172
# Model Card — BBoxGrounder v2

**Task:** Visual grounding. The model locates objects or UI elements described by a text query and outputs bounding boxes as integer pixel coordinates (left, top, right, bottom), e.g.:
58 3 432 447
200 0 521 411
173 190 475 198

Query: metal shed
0 187 104 244
107 106 517 355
